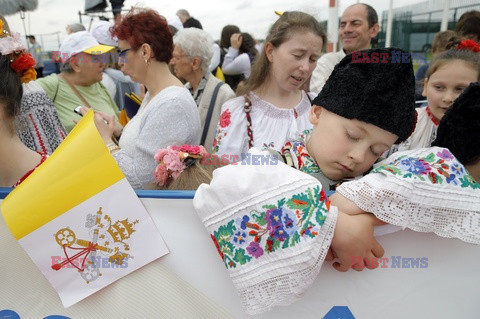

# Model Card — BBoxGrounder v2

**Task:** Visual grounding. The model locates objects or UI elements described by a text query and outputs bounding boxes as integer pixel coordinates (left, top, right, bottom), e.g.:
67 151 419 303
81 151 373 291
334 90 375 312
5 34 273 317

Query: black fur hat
312 48 417 144
432 82 480 165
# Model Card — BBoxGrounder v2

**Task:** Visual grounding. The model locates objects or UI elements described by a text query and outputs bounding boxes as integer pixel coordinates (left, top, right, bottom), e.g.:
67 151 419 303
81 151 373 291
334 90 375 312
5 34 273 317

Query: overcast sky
5 0 425 50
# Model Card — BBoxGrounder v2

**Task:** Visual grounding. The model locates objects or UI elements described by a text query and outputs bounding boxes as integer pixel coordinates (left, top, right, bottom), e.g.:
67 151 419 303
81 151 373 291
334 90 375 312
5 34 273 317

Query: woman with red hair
91 8 201 189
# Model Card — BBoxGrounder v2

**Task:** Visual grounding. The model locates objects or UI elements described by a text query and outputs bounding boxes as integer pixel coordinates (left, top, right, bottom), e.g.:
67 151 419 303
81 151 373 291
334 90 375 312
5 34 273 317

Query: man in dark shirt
176 9 203 29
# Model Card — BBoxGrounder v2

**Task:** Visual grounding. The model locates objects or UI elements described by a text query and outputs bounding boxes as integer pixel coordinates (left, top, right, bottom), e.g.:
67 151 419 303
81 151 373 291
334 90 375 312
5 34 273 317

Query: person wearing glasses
36 31 120 133
91 20 140 111
89 8 201 190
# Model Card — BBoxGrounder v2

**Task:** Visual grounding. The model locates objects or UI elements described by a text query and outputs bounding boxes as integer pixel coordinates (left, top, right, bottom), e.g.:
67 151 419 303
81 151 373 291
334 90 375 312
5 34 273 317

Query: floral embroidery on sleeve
212 109 231 153
210 186 331 269
371 148 479 189
282 129 320 174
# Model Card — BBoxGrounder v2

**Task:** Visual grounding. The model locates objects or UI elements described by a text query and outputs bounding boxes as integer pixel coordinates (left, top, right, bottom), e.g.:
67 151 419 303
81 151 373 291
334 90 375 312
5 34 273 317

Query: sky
4 0 426 51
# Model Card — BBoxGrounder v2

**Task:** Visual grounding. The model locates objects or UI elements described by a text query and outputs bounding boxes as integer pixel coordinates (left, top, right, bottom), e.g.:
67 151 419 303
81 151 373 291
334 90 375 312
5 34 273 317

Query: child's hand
330 211 384 272
330 193 387 226
330 192 365 215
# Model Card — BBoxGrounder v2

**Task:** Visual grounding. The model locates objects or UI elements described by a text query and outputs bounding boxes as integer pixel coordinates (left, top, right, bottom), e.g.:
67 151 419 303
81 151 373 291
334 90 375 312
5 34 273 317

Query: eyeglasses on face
117 48 132 58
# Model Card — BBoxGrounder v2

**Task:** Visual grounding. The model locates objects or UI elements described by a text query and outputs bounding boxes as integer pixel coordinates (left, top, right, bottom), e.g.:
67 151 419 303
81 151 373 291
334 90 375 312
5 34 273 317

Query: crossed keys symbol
51 227 114 272
51 207 133 283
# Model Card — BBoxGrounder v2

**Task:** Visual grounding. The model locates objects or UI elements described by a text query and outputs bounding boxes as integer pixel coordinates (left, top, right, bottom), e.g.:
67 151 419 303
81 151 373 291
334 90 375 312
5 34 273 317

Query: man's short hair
361 3 378 28
27 35 35 40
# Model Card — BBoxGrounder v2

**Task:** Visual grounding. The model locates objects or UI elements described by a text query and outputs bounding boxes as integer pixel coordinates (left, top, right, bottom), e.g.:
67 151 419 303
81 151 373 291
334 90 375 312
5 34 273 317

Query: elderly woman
91 8 201 189
171 28 235 151
36 31 120 133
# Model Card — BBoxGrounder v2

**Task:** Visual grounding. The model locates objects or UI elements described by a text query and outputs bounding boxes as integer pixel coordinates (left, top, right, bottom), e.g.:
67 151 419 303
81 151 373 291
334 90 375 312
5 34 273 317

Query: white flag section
1 110 169 309
18 179 168 307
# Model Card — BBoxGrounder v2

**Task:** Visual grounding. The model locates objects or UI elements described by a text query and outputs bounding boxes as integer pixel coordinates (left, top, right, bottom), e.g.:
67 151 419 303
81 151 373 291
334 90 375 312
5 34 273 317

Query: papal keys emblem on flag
52 207 138 283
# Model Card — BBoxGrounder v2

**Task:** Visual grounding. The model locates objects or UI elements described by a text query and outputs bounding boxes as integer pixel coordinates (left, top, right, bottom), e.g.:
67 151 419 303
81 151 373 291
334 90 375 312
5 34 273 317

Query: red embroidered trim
244 94 254 148
29 113 47 154
59 128 66 139
425 106 440 126
12 152 47 188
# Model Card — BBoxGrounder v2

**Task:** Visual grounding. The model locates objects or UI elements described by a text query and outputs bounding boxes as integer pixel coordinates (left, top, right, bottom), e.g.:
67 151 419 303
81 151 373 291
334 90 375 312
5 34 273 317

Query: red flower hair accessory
10 52 36 73
457 39 480 53
153 145 208 187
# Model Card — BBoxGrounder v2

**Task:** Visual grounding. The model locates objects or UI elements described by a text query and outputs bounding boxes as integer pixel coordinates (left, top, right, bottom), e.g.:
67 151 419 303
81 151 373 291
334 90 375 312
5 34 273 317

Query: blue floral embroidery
372 149 479 189
210 186 331 269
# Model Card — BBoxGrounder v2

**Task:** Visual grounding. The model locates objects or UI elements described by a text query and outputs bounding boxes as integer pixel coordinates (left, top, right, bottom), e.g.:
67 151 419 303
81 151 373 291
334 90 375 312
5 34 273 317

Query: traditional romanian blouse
385 106 438 157
212 91 313 160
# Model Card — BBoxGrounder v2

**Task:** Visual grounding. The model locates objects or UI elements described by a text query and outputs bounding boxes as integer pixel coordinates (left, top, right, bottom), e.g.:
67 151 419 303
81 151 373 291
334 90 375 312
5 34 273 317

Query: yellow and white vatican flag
1 110 169 307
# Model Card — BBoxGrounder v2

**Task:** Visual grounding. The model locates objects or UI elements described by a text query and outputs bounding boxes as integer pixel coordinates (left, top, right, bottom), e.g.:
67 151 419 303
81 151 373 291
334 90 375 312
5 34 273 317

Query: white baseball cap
91 21 118 47
59 30 114 60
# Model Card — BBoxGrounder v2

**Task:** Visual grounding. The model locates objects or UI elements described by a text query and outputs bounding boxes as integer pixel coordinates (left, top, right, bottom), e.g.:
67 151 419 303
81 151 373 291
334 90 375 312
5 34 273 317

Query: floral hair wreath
0 20 37 83
154 145 208 187
457 39 480 53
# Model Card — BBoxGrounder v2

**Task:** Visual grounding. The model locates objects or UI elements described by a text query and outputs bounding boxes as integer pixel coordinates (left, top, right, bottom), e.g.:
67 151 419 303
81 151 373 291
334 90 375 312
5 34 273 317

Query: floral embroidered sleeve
336 147 480 244
212 97 249 159
193 149 337 315
210 184 331 270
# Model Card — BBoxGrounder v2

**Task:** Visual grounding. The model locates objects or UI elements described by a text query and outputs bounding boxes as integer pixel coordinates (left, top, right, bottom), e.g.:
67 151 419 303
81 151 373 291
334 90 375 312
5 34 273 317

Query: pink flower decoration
153 144 211 187
153 164 169 186
219 109 231 128
163 150 185 171
179 145 207 156
154 149 168 161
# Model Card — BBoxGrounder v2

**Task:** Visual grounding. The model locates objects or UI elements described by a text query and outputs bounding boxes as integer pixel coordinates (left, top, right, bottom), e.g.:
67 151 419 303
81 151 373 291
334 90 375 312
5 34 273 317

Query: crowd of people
1 4 479 290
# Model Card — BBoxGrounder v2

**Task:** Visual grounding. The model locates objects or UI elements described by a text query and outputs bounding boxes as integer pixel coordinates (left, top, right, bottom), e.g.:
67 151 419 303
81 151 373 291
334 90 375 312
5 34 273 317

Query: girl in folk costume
388 39 480 156
212 11 326 160
0 21 47 187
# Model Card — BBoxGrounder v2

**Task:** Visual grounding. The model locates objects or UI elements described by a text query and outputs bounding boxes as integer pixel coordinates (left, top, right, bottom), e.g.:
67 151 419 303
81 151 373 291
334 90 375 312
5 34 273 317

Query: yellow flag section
2 110 123 239
1 110 169 307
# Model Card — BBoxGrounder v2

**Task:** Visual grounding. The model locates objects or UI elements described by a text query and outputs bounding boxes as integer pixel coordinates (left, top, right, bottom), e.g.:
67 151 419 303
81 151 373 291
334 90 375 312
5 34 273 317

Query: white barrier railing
1 191 479 318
